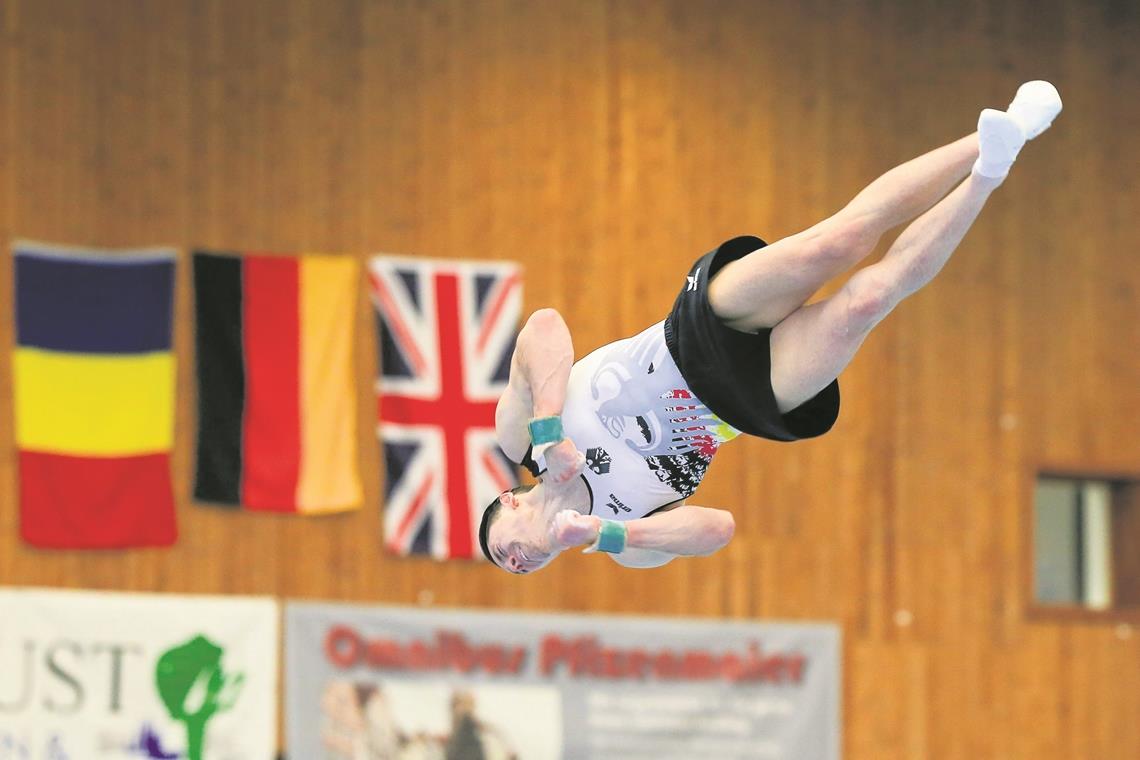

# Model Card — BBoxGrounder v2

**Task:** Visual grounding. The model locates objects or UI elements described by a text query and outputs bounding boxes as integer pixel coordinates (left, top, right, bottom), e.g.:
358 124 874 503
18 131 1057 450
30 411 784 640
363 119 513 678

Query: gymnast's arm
550 503 736 569
494 308 582 479
613 504 736 568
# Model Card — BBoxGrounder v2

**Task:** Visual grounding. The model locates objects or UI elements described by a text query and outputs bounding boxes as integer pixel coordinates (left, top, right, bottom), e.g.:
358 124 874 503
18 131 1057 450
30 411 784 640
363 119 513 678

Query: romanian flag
193 251 362 513
13 241 178 549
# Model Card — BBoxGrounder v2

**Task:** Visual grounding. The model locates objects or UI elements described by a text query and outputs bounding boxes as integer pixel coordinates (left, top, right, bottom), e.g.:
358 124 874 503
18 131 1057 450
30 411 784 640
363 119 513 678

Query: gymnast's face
488 489 556 575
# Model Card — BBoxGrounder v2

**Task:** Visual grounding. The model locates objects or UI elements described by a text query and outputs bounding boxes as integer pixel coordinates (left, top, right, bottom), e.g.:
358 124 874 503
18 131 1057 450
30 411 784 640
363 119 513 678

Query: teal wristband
586 520 627 554
528 416 564 446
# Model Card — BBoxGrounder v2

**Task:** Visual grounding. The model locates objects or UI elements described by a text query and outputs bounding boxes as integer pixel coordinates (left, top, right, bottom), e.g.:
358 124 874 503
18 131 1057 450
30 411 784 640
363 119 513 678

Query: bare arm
495 308 575 462
548 504 736 569
613 505 735 568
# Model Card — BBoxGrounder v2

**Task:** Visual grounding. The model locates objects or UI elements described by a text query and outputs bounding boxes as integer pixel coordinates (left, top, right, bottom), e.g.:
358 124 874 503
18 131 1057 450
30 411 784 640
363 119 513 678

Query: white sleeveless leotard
531 321 739 520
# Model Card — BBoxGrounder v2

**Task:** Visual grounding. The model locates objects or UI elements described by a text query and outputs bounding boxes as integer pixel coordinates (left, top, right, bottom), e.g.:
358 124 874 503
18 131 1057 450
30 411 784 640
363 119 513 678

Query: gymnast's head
478 483 556 575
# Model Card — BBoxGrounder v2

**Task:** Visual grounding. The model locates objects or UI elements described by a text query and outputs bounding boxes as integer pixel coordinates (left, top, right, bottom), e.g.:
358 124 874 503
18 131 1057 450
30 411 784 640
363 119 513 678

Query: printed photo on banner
319 678 559 760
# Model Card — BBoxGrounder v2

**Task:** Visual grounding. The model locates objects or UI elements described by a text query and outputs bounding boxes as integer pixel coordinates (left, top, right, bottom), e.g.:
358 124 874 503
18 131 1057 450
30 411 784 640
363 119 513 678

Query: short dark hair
478 484 535 565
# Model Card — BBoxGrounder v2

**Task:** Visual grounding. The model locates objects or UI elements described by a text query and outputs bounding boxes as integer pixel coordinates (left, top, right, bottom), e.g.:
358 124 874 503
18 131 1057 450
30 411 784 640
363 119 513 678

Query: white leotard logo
686 267 700 292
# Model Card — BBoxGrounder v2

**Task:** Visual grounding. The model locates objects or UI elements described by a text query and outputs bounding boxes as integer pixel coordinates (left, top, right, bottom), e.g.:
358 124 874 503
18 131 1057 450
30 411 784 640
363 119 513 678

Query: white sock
1007 80 1063 140
973 108 1026 180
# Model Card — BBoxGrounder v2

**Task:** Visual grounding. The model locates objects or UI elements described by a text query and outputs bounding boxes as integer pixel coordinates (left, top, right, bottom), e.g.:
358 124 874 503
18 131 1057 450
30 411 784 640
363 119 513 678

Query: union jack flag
369 255 522 559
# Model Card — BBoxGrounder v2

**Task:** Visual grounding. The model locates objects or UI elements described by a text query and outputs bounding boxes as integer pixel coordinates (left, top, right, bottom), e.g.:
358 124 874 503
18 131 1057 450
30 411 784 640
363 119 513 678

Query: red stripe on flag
436 274 474 557
20 450 177 548
242 256 302 511
377 396 498 427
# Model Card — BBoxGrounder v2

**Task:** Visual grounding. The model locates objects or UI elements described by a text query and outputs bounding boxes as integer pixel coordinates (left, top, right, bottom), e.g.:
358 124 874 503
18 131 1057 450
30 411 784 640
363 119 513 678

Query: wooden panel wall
1 1 1138 757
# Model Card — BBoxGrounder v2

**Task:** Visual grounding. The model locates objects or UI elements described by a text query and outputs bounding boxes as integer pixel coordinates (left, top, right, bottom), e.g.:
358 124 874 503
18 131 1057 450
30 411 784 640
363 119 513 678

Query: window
1032 474 1140 614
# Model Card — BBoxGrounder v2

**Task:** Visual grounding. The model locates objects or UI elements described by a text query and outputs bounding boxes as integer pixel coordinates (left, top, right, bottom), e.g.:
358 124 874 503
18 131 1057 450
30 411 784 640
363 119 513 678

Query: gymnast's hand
548 509 601 550
544 439 586 483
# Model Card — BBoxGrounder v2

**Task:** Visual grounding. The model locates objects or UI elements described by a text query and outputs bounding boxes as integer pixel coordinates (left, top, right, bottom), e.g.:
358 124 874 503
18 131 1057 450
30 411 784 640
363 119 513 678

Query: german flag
193 251 362 513
13 241 178 548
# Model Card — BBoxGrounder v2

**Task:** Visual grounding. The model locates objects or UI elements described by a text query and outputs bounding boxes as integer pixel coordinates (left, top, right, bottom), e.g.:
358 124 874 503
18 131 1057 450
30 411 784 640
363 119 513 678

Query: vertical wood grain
0 1 1137 758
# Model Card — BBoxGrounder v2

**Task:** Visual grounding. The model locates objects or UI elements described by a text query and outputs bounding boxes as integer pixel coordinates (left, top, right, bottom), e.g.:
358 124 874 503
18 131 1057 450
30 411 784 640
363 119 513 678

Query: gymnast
479 82 1061 573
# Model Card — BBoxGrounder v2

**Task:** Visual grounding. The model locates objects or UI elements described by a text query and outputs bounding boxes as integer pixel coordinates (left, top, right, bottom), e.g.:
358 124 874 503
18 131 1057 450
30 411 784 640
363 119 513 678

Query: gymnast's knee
842 270 897 333
809 212 881 267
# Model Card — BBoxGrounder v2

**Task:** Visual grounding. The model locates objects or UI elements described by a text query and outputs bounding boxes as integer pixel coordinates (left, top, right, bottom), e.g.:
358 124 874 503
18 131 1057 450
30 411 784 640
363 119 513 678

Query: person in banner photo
445 690 518 760
479 81 1062 574
319 681 518 760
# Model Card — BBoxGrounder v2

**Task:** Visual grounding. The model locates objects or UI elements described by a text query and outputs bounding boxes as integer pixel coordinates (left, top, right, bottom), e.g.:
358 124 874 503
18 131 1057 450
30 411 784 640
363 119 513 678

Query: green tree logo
154 635 244 760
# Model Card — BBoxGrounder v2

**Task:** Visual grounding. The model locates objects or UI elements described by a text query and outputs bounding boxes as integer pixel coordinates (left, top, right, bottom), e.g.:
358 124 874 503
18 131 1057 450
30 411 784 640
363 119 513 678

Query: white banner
287 602 840 760
0 588 278 760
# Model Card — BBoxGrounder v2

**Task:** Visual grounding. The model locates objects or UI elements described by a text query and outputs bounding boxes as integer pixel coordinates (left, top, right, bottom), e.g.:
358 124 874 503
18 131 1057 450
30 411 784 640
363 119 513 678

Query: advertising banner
0 588 278 760
287 602 839 760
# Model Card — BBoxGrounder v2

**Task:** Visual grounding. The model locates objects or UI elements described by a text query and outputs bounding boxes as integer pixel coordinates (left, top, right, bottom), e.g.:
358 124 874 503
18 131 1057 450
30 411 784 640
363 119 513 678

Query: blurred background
0 1 1137 758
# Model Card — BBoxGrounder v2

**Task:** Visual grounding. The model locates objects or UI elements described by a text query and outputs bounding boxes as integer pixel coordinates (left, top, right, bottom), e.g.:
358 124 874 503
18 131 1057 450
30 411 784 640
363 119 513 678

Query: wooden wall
2 0 1138 757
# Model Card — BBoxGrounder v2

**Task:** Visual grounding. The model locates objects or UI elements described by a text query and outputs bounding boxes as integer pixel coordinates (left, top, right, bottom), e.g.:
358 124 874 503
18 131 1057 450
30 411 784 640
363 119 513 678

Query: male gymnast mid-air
479 81 1062 574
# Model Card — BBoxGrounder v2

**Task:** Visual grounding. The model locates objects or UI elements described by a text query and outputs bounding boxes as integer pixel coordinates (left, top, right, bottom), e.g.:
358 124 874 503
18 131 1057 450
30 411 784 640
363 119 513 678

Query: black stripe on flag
193 252 245 506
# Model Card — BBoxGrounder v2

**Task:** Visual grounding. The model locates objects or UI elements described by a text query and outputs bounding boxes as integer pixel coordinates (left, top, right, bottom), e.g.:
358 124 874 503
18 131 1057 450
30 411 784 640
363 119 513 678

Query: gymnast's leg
707 134 980 331
707 81 1062 334
767 89 1060 412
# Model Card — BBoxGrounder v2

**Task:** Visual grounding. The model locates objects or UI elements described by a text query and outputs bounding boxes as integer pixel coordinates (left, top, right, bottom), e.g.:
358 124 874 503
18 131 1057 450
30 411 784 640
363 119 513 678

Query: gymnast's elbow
524 307 567 333
517 308 572 353
699 510 736 555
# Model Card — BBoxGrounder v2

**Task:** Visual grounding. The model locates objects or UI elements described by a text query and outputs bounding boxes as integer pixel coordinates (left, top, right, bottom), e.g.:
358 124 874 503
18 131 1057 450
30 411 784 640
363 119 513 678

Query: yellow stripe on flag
297 255 362 513
14 348 175 456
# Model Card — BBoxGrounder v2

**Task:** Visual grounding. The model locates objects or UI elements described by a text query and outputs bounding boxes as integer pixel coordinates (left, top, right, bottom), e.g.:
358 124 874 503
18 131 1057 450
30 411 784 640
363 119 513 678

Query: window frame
1024 464 1140 624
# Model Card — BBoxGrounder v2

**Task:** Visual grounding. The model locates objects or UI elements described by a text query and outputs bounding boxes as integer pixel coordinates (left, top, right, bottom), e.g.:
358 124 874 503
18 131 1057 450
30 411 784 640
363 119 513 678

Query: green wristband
585 520 627 554
528 415 564 446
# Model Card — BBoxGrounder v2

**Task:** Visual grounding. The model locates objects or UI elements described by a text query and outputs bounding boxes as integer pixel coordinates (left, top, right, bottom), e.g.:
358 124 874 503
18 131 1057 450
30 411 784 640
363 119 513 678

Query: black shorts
663 235 841 442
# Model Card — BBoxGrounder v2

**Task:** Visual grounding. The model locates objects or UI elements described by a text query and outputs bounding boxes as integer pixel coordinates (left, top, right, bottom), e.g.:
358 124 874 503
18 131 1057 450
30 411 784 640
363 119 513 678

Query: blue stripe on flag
411 513 433 555
376 310 414 380
474 274 496 315
395 269 420 311
15 246 175 354
382 440 420 499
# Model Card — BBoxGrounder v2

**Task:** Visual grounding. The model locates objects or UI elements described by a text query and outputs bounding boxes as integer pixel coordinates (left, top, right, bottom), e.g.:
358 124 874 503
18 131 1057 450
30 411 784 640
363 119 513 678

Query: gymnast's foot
1007 80 1063 140
973 108 1026 180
